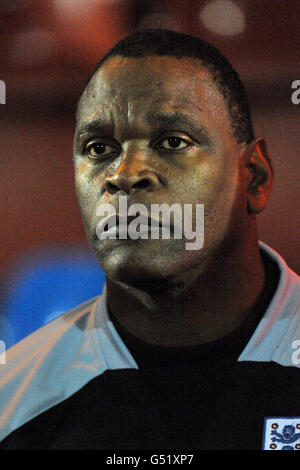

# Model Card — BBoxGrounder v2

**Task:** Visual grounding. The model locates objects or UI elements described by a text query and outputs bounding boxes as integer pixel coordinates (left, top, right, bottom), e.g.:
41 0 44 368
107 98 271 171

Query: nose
104 171 159 195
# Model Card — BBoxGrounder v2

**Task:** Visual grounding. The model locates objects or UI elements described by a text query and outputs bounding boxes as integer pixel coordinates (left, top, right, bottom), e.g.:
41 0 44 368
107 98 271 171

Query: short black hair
79 29 254 144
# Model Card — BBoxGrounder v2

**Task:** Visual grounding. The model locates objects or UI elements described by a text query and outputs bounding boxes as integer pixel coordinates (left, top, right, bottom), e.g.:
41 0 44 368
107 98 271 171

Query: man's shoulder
4 294 100 366
0 294 104 442
239 243 300 367
0 288 138 443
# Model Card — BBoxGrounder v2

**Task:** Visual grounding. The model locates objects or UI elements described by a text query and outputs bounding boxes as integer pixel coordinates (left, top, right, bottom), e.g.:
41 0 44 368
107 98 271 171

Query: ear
244 137 274 214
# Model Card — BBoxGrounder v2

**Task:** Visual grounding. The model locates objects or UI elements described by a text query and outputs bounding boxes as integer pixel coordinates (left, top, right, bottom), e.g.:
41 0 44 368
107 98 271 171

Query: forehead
77 55 230 133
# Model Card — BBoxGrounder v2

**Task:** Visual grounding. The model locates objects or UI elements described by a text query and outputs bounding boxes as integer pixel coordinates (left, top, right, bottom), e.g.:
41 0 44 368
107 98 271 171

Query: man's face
73 55 247 287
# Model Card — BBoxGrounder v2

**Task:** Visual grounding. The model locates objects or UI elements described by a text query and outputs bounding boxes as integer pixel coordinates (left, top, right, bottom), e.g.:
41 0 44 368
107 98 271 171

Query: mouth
97 213 176 239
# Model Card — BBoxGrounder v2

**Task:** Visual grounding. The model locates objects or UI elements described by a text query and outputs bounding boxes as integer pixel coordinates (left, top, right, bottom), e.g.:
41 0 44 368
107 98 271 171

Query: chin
95 245 183 290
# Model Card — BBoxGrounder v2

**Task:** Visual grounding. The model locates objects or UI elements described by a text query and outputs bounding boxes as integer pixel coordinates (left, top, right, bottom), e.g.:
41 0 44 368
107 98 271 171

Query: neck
105 237 265 347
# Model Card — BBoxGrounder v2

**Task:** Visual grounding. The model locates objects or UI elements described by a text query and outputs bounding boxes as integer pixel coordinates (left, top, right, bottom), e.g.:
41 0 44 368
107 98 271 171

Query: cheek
74 162 102 221
183 159 240 235
75 158 105 197
181 159 233 202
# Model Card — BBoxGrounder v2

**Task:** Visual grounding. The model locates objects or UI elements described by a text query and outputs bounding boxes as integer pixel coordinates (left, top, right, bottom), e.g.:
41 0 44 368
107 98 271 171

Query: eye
86 142 116 158
158 136 193 151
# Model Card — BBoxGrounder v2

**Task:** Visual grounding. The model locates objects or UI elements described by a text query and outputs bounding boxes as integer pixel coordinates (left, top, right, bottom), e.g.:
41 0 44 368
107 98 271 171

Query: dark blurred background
0 0 299 346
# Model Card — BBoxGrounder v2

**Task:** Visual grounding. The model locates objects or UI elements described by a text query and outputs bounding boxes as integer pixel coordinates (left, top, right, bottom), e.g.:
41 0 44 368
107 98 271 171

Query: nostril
132 179 150 190
107 182 119 194
104 174 156 195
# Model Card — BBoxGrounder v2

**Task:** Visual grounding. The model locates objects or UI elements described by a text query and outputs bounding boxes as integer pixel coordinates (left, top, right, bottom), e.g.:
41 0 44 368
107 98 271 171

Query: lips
102 213 163 231
96 212 176 239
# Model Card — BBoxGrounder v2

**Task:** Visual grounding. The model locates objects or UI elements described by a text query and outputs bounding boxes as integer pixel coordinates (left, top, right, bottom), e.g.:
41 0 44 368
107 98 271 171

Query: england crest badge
262 417 300 450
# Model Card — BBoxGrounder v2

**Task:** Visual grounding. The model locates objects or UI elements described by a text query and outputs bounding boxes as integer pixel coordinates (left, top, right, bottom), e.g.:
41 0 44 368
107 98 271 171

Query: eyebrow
146 110 212 146
77 111 211 145
78 118 113 136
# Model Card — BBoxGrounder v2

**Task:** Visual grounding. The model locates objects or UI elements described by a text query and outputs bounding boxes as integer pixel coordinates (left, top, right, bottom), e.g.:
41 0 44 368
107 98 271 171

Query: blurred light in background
199 0 245 36
54 0 123 12
1 246 105 348
54 0 103 17
52 0 130 65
